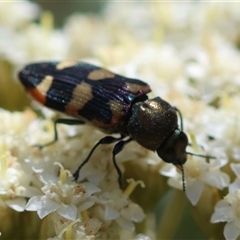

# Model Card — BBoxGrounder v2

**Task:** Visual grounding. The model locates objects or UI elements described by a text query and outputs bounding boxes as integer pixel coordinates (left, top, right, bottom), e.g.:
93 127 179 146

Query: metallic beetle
18 60 189 186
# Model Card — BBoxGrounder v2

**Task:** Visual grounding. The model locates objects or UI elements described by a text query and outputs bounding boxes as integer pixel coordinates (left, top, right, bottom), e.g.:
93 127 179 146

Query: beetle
18 60 209 189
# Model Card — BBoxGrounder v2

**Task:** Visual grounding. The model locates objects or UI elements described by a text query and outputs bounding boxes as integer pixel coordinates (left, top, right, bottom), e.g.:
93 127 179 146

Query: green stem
157 190 187 239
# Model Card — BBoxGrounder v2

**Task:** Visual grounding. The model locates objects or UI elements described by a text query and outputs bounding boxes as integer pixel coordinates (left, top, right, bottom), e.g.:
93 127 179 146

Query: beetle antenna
179 164 186 191
174 107 216 190
186 152 216 160
174 107 184 130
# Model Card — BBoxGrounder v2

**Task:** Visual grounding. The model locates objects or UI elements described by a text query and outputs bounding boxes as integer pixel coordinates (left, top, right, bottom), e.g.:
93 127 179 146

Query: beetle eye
157 145 187 165
156 130 188 165
157 146 176 163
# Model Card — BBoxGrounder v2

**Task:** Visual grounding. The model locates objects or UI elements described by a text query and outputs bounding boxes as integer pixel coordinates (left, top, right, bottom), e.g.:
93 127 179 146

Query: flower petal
38 199 59 219
121 203 145 222
204 172 229 189
6 197 26 212
116 216 135 232
77 200 95 212
224 222 240 240
229 179 240 194
160 164 177 177
57 204 77 220
186 180 204 206
81 182 101 198
211 201 234 223
105 205 119 220
230 163 240 179
25 196 43 211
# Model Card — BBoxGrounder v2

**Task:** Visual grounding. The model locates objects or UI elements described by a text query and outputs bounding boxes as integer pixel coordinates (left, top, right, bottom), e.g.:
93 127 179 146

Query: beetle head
156 129 188 166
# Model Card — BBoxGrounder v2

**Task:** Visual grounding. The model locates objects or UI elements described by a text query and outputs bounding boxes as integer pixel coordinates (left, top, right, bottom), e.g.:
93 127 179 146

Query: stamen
40 11 54 35
124 179 145 196
189 132 200 152
58 219 80 239
54 162 72 184
81 210 89 221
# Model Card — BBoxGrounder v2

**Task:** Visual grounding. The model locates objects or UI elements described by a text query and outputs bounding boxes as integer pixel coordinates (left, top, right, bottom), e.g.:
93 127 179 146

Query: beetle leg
35 118 85 148
73 135 125 182
112 137 133 188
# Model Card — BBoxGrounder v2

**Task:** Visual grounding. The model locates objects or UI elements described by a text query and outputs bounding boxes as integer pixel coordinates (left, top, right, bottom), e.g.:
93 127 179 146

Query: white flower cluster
0 107 146 239
1 0 240 239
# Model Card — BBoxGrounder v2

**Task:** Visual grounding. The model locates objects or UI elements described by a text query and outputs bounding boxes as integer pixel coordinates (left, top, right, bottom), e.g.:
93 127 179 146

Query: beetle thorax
126 97 178 150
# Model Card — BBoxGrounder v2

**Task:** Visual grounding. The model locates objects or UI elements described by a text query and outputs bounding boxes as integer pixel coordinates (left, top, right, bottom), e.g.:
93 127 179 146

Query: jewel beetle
18 60 210 189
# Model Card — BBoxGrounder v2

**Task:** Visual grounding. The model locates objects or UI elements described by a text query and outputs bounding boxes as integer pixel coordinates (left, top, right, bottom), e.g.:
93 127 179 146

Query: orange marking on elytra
27 75 54 104
28 87 46 104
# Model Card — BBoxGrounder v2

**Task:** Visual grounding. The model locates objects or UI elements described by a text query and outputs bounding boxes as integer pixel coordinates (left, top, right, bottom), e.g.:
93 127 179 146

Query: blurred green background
31 0 104 27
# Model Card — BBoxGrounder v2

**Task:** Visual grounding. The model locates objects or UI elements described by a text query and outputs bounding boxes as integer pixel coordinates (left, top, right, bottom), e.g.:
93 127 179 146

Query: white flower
74 218 102 239
64 14 109 59
0 11 69 66
25 165 100 220
0 1 40 28
0 108 36 135
0 109 41 213
133 234 151 240
1 25 69 66
161 152 230 205
211 190 240 240
49 214 102 240
0 151 39 212
210 163 240 240
96 189 145 232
